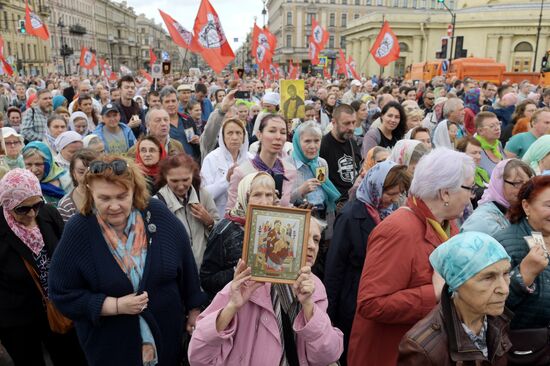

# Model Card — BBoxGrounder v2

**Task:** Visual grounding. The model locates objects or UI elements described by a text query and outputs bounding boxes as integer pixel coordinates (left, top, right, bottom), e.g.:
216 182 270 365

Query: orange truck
405 57 548 86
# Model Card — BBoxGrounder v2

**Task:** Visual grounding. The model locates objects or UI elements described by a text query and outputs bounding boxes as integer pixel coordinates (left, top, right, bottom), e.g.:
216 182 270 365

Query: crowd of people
0 69 549 366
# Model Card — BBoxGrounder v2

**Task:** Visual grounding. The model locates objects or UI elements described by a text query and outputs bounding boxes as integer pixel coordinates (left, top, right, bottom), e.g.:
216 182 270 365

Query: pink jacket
188 276 343 366
225 159 298 212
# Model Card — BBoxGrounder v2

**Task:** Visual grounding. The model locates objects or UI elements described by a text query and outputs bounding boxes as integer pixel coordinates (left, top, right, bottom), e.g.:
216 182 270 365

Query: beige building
48 0 95 75
266 0 452 72
136 14 181 72
343 0 549 77
0 0 52 75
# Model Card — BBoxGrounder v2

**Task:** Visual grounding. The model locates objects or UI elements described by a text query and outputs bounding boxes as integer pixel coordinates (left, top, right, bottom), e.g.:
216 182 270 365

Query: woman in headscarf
82 134 105 154
201 118 252 217
456 137 490 206
52 95 67 111
189 218 344 366
433 120 460 149
522 135 550 175
200 172 277 299
475 111 505 176
135 135 167 194
325 160 411 365
398 232 512 365
389 139 429 175
289 121 340 219
461 159 534 236
43 115 68 153
0 169 86 366
463 88 482 136
22 141 70 204
54 131 83 172
68 111 91 137
361 146 390 174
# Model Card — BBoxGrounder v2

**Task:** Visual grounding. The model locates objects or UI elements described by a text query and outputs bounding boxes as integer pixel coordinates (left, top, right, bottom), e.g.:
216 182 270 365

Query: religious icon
316 167 326 183
242 204 311 284
280 79 305 120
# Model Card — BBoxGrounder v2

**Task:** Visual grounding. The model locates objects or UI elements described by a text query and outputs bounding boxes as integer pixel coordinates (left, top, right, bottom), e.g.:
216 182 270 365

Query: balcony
39 5 50 16
60 45 74 56
69 24 86 35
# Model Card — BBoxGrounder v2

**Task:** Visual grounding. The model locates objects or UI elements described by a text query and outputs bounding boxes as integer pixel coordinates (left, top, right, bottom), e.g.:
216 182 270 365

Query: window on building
393 0 398 6
330 0 335 3
307 12 315 25
377 0 383 4
7 41 11 56
449 0 455 8
342 0 347 4
367 0 372 4
413 0 417 7
402 0 408 6
354 13 360 19
341 13 347 27
340 36 346 49
3 12 7 30
329 13 335 26
512 57 532 72
34 45 37 59
355 0 361 4
399 42 409 52
27 44 31 59
287 11 292 25
286 34 292 48
329 35 335 48
514 42 533 52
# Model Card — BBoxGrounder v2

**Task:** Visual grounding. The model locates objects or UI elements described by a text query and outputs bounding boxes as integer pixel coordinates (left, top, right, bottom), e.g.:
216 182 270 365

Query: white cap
262 92 280 106
1 127 23 141
55 131 83 151
351 79 362 87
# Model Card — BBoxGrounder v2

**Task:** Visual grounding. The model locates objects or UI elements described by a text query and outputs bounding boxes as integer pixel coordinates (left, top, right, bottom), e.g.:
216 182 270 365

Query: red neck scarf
135 139 167 179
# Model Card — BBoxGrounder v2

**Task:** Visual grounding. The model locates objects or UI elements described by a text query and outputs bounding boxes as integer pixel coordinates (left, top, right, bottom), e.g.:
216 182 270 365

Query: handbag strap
21 258 47 301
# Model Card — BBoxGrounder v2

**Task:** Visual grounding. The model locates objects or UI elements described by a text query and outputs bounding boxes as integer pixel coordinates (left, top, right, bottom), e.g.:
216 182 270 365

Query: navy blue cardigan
48 198 207 366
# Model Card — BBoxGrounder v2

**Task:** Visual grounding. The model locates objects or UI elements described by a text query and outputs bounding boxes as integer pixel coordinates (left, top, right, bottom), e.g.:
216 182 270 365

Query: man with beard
21 89 53 142
319 104 361 204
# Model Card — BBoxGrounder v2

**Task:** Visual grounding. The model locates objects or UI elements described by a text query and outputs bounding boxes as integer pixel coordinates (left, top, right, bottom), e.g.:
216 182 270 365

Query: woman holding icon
188 216 344 366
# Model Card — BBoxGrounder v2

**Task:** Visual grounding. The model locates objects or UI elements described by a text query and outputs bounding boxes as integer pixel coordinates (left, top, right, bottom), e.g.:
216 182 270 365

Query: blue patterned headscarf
430 231 511 292
464 88 481 114
356 159 397 220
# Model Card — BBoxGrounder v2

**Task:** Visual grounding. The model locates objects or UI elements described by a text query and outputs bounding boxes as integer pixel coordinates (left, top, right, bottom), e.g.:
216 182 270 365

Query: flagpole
181 48 189 74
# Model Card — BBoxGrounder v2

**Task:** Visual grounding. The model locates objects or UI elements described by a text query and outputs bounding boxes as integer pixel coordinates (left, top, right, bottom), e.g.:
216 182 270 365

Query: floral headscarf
356 160 397 223
389 140 422 166
0 168 45 255
464 88 481 114
478 159 512 208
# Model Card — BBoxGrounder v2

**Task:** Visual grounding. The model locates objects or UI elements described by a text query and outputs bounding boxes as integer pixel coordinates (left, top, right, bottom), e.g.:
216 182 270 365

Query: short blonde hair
81 155 150 215
249 173 277 204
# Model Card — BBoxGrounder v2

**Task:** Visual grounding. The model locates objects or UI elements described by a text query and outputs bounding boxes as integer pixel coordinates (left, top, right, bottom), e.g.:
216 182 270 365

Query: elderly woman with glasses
0 169 86 366
348 148 476 366
398 232 512 365
48 155 207 366
475 111 505 176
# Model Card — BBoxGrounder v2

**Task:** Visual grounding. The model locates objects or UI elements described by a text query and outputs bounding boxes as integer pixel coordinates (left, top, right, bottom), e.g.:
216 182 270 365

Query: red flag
159 9 200 52
79 47 97 70
149 47 157 66
323 67 330 79
251 23 276 72
336 49 347 74
288 60 298 80
370 21 400 67
140 69 153 83
233 68 240 80
193 0 235 74
99 58 118 81
268 63 280 80
0 36 10 76
309 18 329 65
347 56 360 79
25 0 49 40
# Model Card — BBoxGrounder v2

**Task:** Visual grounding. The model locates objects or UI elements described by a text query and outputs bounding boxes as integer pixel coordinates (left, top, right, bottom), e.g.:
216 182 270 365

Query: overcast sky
123 0 266 50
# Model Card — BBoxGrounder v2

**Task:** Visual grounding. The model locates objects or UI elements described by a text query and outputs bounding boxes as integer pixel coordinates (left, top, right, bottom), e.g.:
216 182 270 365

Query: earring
444 202 449 207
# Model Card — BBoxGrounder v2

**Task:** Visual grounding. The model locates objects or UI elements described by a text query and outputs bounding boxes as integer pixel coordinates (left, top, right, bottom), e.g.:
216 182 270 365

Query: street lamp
533 0 544 72
437 0 456 64
57 20 68 76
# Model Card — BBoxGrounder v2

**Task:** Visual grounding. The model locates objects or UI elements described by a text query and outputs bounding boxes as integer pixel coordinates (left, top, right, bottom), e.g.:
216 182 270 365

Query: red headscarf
135 138 167 179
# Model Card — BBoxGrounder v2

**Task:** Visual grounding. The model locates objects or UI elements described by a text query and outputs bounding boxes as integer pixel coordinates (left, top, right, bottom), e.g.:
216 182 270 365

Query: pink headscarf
478 159 512 208
0 168 45 255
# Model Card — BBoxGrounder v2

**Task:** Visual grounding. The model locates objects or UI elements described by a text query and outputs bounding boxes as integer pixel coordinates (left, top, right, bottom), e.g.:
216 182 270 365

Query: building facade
266 0 452 71
136 14 180 72
342 0 548 77
0 0 52 75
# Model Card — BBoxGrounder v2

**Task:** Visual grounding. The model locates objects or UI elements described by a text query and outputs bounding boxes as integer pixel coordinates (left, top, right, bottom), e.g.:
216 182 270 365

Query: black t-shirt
378 128 399 149
319 132 361 201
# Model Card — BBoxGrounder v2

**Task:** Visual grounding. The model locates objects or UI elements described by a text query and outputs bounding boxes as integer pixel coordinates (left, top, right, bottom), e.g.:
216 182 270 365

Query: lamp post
57 19 67 76
261 0 267 27
533 0 544 72
437 0 456 64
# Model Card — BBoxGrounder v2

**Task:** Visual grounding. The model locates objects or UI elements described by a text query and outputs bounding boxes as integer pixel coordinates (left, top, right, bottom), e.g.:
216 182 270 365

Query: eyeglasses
4 141 22 146
13 200 44 215
504 179 527 189
461 184 476 196
88 159 128 175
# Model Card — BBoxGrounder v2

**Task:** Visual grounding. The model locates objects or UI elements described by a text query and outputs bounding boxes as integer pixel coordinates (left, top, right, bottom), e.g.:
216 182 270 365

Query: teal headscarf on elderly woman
430 231 511 293
522 135 550 175
291 124 341 210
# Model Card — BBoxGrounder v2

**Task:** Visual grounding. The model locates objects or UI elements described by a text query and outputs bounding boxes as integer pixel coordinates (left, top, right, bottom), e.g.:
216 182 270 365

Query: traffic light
18 20 26 33
436 37 448 59
437 0 445 2
454 36 467 59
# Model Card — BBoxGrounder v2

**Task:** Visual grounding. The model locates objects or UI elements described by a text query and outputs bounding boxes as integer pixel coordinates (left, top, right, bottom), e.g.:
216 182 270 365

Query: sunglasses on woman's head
13 200 45 215
88 159 128 175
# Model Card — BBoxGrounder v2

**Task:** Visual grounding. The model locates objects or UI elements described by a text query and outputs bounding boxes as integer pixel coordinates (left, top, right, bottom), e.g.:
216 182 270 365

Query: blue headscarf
22 141 66 199
430 231 511 293
356 160 397 221
464 88 481 114
53 95 67 110
291 125 341 211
